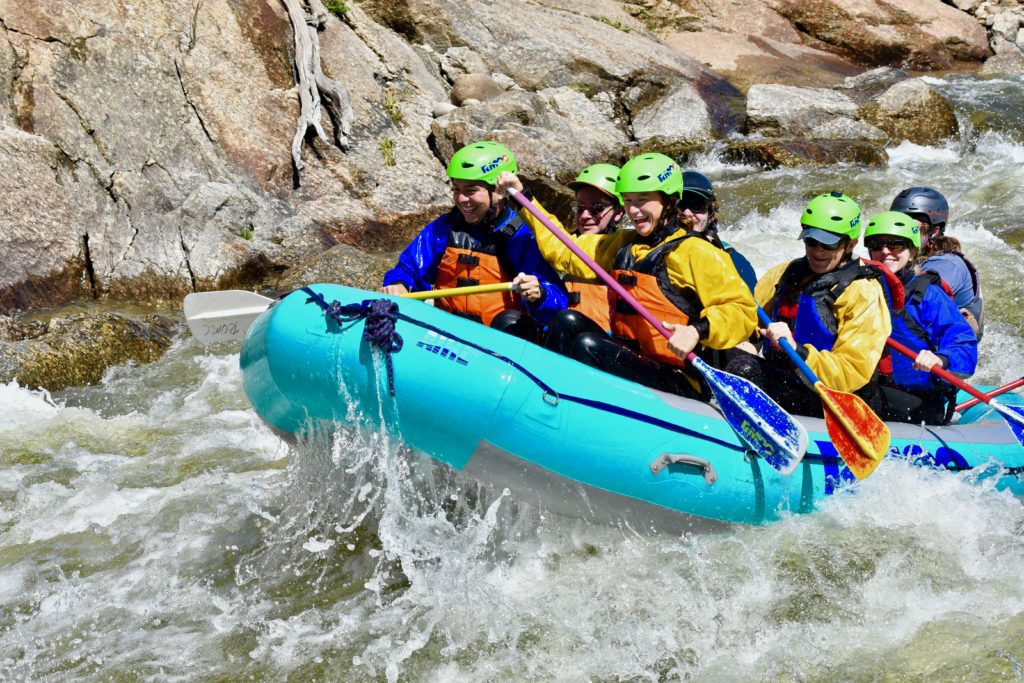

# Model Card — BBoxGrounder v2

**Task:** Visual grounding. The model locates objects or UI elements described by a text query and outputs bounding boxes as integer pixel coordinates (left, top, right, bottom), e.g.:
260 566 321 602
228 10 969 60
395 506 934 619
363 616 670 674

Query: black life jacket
768 258 896 354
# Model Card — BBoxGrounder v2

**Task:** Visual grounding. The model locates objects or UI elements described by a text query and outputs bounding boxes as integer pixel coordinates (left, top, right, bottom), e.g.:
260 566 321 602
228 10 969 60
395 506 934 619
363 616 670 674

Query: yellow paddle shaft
402 282 515 301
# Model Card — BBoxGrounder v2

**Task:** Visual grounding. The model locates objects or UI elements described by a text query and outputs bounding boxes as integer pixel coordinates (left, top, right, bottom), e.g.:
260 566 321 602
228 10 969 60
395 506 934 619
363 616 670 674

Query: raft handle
650 453 718 486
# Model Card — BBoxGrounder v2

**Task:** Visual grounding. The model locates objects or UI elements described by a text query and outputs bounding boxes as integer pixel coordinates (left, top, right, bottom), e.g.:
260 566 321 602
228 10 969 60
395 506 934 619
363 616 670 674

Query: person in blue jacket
381 141 567 338
678 171 757 292
864 211 978 425
890 186 984 338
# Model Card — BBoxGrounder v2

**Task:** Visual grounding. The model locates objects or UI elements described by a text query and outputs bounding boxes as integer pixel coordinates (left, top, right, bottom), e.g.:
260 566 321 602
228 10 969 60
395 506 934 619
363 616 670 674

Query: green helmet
864 211 921 249
568 163 622 204
615 153 683 199
446 141 517 186
799 191 862 244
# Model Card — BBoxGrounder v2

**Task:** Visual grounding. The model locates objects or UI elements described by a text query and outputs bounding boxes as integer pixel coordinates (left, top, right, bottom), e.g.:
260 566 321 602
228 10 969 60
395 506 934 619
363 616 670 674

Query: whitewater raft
239 284 1024 530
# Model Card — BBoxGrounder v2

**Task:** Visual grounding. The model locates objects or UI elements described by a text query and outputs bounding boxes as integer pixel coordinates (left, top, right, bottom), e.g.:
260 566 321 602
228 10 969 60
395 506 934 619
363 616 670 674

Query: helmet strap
483 187 506 225
842 239 857 263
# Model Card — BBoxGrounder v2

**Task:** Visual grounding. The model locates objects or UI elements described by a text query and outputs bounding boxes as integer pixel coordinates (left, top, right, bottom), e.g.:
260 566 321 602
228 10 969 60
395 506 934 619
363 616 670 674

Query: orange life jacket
435 249 520 326
565 279 611 331
609 235 702 367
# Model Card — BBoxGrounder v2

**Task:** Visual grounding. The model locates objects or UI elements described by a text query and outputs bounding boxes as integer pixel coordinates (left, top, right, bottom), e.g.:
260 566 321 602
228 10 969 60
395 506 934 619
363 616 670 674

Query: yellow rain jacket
521 206 757 353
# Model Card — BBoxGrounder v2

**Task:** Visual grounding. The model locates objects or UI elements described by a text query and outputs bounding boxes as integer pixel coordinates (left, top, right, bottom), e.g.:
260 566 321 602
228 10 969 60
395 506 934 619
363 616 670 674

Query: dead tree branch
282 0 354 184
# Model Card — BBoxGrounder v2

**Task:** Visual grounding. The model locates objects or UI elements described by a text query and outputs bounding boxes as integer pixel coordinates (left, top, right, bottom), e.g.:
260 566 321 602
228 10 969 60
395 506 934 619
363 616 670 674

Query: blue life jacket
767 258 887 359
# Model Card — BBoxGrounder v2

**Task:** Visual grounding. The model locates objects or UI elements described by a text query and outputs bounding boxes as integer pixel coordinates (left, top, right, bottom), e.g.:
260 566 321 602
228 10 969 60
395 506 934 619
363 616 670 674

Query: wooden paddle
886 338 1024 446
183 282 518 343
506 187 808 475
956 375 1024 412
757 308 890 479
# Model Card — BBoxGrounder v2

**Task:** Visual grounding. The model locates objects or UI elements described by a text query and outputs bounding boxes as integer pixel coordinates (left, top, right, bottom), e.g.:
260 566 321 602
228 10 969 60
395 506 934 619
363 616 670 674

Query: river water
3 75 1024 681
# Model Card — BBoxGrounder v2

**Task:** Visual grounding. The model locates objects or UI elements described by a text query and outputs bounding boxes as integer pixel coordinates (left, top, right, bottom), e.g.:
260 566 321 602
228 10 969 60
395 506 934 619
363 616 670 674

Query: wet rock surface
0 0 1015 389
0 311 178 391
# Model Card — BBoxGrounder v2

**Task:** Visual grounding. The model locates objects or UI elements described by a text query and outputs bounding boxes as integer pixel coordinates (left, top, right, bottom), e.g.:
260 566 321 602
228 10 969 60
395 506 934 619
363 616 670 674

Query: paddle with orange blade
887 338 1024 446
758 307 890 479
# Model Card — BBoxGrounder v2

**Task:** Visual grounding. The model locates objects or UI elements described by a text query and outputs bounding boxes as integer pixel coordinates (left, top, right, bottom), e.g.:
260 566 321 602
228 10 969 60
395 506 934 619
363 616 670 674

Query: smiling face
574 186 619 235
679 206 710 233
677 190 712 232
451 179 499 225
622 191 668 236
867 238 915 273
908 215 936 251
804 237 853 274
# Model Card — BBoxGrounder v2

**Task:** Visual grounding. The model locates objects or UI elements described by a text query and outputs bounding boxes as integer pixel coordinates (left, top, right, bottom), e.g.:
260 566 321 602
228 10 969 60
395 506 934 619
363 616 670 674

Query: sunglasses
865 238 911 253
678 193 711 214
571 201 613 216
803 237 844 251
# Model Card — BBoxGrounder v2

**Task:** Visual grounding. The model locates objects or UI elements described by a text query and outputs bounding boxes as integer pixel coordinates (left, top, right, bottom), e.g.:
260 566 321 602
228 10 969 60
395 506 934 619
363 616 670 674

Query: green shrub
379 138 396 167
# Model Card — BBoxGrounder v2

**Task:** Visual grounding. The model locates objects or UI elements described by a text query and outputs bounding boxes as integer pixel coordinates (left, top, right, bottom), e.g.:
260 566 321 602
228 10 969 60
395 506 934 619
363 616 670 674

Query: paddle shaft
957 376 1024 412
403 282 515 300
884 337 990 403
185 282 516 343
756 306 882 458
506 189 696 360
885 338 1024 441
756 308 823 384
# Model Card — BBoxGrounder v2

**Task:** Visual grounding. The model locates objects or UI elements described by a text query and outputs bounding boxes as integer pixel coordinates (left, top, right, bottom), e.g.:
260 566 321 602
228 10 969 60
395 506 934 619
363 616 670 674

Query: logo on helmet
850 216 861 228
657 164 676 183
480 154 509 174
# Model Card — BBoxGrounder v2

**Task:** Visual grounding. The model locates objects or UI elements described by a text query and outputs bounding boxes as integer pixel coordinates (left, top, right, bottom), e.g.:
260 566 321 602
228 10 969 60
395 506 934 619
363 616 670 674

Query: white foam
886 139 961 166
0 381 61 430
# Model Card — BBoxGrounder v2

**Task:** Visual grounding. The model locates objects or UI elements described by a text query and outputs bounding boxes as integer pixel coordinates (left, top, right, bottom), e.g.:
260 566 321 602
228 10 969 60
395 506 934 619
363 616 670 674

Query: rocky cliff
0 0 1020 388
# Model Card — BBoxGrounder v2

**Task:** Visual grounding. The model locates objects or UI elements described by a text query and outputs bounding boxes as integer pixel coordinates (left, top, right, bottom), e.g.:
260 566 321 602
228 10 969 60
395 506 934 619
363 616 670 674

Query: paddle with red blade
956 375 1024 412
757 307 890 479
506 187 808 475
887 338 1024 446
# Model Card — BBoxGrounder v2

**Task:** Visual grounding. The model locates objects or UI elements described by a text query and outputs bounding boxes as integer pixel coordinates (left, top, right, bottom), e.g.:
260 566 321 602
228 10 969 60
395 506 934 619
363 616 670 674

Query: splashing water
3 76 1024 680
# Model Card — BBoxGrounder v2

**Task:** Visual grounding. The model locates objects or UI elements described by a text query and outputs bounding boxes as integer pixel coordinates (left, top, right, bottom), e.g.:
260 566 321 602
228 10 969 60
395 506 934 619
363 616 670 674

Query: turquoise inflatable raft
239 284 1024 530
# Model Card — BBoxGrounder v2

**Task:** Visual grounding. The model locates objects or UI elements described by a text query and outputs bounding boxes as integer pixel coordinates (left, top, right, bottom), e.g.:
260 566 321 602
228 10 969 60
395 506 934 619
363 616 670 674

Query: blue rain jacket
382 206 568 324
888 273 978 391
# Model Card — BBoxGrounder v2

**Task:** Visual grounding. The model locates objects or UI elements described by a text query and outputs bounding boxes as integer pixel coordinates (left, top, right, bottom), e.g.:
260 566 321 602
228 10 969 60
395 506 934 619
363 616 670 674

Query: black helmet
682 171 715 200
890 187 948 233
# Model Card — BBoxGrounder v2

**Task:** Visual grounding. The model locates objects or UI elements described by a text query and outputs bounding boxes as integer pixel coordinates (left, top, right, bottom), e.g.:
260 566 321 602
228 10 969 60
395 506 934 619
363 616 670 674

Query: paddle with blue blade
184 282 519 344
886 337 1024 447
506 187 808 475
757 307 890 479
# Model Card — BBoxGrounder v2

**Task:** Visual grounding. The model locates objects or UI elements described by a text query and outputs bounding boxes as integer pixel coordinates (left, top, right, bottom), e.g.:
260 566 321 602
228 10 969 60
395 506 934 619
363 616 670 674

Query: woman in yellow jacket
561 163 625 331
497 152 757 400
724 192 892 416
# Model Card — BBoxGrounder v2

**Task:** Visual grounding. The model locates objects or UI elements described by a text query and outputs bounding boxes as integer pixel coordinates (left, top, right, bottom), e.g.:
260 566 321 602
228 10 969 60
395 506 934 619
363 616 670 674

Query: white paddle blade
991 400 1024 447
183 291 274 344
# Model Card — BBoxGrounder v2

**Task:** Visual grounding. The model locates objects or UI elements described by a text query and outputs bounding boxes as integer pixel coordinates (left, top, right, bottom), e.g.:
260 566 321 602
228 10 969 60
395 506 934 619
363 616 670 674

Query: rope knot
362 299 403 355
301 288 403 396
